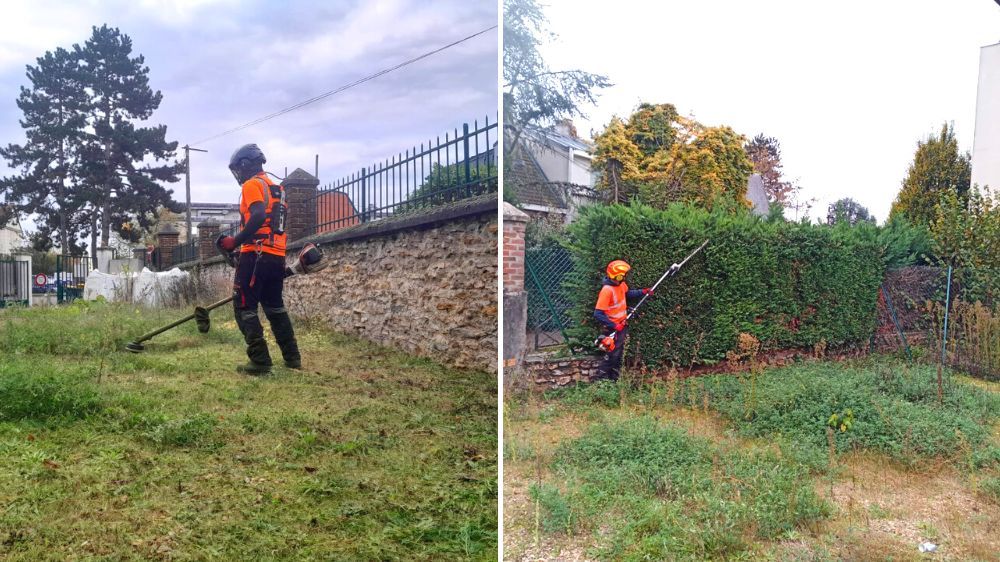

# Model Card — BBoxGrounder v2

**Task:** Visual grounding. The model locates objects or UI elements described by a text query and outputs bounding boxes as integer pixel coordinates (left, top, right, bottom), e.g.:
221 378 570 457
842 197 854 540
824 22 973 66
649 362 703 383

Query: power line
193 24 498 145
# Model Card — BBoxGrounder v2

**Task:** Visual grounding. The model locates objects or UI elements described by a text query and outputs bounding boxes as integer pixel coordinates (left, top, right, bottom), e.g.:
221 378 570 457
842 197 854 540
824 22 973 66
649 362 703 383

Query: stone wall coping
172 193 497 270
503 202 529 222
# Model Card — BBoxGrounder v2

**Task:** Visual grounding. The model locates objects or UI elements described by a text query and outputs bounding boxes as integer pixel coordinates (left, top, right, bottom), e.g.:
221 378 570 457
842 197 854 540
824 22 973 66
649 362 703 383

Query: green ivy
564 202 885 367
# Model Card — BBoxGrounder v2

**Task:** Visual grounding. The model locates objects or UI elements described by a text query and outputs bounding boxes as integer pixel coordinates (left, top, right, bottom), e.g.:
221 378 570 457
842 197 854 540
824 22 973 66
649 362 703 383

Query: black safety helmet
228 143 266 184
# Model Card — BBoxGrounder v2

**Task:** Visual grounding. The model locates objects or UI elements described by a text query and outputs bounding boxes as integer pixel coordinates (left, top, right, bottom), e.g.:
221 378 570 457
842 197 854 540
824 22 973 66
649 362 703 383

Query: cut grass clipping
0 302 496 561
533 417 829 560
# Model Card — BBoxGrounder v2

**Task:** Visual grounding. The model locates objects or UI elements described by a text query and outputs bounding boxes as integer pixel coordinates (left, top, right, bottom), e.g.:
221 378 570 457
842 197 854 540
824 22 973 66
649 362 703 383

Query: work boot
238 337 272 375
264 307 301 368
236 362 272 376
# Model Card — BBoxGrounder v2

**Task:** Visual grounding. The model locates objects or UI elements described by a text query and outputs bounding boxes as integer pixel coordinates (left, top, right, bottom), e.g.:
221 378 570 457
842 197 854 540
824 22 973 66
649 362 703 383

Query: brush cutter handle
130 295 234 344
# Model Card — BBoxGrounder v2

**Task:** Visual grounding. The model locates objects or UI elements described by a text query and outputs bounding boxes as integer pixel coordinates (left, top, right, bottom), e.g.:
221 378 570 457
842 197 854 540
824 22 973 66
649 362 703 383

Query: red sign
33 273 48 287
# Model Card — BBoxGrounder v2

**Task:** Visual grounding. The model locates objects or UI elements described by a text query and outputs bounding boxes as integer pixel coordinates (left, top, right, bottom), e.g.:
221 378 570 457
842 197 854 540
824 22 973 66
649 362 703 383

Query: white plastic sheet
133 267 189 307
82 267 189 306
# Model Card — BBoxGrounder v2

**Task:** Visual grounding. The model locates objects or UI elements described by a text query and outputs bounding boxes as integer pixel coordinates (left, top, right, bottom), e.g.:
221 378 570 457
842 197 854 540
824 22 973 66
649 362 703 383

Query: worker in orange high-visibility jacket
216 143 300 375
593 259 652 381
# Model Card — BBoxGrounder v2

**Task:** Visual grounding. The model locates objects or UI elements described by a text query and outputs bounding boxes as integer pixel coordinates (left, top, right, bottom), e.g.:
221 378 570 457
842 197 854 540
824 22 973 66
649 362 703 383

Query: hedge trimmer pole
595 239 709 353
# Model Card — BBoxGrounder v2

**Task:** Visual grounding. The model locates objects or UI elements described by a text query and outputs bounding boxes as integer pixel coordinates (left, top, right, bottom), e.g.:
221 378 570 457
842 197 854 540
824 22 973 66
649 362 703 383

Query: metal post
462 123 471 197
315 154 319 180
359 168 367 223
941 265 953 365
183 145 207 244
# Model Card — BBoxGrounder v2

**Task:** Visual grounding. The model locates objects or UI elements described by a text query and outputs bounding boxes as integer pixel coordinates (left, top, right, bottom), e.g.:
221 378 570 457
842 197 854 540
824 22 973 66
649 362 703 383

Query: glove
668 263 680 274
217 236 237 251
642 287 653 295
613 321 627 332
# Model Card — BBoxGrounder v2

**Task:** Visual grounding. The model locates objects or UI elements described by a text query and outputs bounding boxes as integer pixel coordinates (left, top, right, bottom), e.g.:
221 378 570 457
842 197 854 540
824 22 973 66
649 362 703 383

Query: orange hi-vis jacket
239 172 286 257
595 281 630 324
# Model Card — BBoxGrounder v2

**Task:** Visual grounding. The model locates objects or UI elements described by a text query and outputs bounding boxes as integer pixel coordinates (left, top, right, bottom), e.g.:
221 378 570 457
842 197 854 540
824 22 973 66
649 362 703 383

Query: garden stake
938 265 953 405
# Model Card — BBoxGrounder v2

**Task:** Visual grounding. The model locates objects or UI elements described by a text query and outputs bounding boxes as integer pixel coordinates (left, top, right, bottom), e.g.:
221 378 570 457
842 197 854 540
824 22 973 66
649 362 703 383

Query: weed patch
0 361 102 422
536 417 829 560
699 361 1000 462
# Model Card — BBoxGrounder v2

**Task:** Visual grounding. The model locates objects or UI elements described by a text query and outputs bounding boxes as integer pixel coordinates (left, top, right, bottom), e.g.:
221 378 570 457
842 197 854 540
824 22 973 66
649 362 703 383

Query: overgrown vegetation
0 302 496 561
506 358 1000 560
536 418 829 560
563 202 886 367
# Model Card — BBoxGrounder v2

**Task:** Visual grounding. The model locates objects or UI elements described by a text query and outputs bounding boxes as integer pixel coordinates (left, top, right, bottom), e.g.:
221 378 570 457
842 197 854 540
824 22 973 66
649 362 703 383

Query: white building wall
569 154 594 187
0 227 25 255
532 145 567 183
531 145 594 187
972 42 1000 190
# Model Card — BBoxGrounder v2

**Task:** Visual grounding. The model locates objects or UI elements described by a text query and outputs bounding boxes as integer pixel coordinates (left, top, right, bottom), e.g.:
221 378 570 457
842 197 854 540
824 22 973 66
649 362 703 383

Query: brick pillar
281 168 319 244
156 223 179 269
198 218 220 260
503 203 529 370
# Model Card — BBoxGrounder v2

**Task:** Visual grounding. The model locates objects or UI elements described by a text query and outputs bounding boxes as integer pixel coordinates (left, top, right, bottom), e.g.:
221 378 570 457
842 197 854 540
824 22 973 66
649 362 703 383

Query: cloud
0 0 498 240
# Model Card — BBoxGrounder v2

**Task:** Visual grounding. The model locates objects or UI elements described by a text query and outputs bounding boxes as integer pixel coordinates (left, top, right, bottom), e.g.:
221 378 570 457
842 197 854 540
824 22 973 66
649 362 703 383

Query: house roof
505 129 569 210
521 125 593 153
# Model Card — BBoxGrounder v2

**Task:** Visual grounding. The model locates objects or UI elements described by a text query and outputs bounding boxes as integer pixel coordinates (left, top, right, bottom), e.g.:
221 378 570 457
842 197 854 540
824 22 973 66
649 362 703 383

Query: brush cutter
124 243 328 353
595 239 709 353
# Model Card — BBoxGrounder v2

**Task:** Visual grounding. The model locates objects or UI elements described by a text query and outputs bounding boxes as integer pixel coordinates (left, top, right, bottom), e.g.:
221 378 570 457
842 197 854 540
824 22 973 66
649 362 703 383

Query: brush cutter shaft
131 295 234 344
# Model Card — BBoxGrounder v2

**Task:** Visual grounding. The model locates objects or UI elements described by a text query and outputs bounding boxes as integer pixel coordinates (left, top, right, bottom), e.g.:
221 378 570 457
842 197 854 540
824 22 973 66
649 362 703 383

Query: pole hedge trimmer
595 239 709 353
124 243 328 353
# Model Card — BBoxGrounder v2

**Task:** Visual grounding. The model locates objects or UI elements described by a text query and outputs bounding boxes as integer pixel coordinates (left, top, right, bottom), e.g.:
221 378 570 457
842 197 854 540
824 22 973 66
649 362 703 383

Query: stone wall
179 194 498 373
525 353 601 387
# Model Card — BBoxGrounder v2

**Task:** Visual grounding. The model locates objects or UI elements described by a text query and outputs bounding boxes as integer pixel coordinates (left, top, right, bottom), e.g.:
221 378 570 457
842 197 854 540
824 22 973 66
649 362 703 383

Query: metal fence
310 116 497 234
56 254 90 304
525 246 577 349
0 256 30 307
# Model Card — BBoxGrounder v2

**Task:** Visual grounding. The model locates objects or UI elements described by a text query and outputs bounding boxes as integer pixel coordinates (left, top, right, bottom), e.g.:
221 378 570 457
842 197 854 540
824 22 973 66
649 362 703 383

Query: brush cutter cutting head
194 306 211 333
125 341 145 353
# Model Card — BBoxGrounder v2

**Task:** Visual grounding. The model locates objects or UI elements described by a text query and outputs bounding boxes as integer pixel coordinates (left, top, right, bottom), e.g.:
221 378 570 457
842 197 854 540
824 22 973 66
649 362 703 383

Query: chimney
554 119 578 139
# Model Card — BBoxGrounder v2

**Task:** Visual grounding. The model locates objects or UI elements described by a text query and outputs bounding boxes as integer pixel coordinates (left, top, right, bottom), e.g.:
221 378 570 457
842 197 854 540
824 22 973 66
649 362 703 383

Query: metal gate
525 246 577 349
0 256 30 307
56 254 90 304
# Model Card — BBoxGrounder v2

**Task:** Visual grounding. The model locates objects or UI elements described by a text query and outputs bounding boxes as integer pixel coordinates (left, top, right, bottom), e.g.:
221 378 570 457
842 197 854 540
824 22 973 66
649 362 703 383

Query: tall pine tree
0 47 88 252
74 25 182 247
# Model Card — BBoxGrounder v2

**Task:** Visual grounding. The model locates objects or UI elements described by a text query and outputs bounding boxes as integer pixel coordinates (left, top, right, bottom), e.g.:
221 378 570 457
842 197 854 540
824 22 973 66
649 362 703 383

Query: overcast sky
0 0 497 233
537 0 1000 222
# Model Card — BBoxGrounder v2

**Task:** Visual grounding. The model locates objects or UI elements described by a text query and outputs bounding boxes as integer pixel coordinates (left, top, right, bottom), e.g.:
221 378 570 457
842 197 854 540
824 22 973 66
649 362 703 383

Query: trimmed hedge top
564 203 886 367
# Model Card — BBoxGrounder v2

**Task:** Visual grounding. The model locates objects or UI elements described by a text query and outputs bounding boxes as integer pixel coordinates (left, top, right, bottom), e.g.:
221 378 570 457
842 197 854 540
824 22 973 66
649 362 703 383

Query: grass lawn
504 359 1000 561
0 301 497 561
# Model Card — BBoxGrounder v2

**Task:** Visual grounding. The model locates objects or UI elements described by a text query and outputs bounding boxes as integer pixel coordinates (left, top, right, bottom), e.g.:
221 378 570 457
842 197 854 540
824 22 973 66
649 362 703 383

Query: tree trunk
101 199 110 247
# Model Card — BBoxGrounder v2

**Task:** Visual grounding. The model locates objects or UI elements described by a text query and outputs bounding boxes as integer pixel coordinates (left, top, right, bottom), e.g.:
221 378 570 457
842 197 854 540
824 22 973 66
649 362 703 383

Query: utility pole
183 145 207 242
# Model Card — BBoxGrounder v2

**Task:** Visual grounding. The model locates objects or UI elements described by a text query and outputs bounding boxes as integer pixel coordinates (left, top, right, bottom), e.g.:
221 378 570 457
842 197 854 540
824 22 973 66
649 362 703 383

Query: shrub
564 202 885 368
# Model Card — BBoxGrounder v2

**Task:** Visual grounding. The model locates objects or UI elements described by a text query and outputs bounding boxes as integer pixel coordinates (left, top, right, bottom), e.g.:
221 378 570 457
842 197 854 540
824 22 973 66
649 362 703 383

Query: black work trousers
233 251 300 366
596 326 628 382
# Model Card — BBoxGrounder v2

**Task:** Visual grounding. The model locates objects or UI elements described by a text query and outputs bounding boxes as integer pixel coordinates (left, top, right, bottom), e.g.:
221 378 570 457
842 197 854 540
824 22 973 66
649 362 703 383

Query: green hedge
563 203 885 367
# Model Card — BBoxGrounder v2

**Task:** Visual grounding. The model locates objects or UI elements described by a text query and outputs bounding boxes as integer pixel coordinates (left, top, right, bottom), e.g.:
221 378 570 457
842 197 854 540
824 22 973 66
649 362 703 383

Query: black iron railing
309 115 497 234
